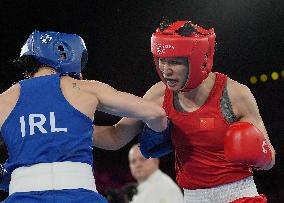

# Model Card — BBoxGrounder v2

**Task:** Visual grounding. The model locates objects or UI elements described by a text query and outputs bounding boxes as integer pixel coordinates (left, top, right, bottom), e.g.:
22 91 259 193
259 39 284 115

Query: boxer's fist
139 121 173 159
224 122 272 169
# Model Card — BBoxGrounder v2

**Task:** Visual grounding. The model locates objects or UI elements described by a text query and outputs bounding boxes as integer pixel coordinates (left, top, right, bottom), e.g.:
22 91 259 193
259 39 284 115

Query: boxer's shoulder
61 77 103 93
143 81 165 105
0 83 20 103
226 78 251 99
0 83 20 127
226 77 256 118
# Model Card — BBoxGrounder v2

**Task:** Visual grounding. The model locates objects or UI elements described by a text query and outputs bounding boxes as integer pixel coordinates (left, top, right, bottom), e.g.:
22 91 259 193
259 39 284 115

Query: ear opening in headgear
57 45 65 51
55 42 69 61
201 53 209 70
56 45 67 60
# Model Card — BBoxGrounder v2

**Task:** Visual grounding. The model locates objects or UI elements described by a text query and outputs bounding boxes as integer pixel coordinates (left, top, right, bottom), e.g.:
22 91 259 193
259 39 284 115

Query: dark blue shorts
1 189 108 203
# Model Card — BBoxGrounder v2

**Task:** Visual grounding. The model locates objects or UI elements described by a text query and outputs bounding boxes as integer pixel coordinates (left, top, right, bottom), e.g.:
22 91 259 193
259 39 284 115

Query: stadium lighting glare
250 76 258 84
260 74 268 82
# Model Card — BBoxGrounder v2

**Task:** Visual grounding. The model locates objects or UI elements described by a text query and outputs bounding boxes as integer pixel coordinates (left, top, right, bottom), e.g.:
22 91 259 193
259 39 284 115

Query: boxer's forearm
93 118 143 150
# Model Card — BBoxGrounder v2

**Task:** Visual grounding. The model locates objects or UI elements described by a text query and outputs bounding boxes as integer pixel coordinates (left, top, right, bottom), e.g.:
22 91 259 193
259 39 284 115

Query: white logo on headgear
262 141 268 154
40 34 53 44
154 43 175 54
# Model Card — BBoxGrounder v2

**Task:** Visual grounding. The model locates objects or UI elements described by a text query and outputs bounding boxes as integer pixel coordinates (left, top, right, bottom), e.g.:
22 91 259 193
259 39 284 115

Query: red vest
163 72 252 189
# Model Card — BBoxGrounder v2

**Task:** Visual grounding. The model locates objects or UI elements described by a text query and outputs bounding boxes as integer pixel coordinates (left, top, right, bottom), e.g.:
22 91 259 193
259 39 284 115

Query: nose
162 63 173 77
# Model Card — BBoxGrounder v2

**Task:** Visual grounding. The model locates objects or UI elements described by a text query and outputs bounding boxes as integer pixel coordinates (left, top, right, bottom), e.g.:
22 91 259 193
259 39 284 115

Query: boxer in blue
0 31 167 202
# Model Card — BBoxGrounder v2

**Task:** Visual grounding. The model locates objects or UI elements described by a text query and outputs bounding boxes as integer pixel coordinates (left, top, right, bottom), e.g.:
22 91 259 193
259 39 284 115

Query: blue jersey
1 74 94 174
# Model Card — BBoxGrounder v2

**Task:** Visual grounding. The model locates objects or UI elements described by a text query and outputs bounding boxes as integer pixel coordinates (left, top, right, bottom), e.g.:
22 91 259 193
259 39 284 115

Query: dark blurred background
0 0 283 202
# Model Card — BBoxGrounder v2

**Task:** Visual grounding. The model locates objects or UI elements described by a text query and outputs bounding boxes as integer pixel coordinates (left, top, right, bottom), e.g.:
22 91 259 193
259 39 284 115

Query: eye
169 60 181 65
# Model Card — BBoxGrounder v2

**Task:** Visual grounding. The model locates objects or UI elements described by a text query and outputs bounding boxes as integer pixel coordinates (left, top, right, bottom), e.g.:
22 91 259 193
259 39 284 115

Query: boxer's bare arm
93 81 166 126
0 84 20 129
143 81 166 105
227 79 275 169
62 77 166 128
93 82 166 150
0 85 19 154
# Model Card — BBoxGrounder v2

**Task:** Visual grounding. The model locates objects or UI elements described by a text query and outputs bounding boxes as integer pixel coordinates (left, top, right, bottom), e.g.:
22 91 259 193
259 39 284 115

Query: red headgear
151 21 216 91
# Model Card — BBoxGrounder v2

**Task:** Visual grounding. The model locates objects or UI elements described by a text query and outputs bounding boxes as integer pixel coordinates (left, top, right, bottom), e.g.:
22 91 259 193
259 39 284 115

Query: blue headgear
20 30 88 79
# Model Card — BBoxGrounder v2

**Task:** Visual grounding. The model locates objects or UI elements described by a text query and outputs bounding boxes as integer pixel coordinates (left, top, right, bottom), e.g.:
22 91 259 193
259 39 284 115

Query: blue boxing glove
139 121 173 158
0 163 10 192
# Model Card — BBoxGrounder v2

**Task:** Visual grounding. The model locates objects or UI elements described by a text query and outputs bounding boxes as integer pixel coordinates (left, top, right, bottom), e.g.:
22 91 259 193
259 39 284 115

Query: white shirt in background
130 169 184 203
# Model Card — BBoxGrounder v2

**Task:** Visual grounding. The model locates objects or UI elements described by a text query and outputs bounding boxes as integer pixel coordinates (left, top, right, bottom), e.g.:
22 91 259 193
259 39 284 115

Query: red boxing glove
224 122 272 169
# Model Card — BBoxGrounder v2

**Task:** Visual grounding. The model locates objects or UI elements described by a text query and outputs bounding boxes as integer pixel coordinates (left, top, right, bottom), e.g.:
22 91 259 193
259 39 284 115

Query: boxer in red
94 20 275 202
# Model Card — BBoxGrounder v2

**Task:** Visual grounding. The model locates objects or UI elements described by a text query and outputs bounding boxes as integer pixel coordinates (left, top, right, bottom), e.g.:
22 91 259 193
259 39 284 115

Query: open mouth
165 78 178 87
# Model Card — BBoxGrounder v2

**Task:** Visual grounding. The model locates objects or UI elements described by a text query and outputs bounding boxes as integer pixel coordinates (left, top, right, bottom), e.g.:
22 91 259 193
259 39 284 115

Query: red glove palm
224 122 272 169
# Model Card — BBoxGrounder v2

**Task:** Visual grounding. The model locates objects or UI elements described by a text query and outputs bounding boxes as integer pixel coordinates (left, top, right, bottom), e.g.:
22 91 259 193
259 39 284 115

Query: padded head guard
151 21 216 91
20 30 88 79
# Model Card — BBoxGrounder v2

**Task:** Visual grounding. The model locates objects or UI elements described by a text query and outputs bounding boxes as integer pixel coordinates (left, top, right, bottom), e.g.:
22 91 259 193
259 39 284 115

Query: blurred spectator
128 144 183 203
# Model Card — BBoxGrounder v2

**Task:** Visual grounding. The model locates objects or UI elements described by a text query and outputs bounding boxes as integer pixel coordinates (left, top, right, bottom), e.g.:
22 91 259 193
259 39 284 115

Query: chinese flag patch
200 118 215 129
